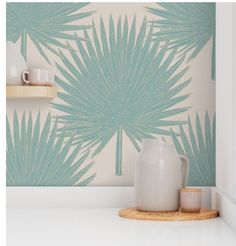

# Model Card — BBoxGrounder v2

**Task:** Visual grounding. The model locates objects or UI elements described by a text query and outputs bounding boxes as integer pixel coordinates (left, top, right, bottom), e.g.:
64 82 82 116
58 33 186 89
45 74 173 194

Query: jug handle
179 155 189 187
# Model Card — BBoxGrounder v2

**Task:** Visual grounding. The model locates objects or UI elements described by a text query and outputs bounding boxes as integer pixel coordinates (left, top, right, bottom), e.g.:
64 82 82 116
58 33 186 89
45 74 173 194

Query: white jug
6 41 27 86
135 138 189 212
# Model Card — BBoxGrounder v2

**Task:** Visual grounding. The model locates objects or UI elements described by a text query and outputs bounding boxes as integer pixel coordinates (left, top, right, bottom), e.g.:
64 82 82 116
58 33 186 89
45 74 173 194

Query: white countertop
7 208 236 246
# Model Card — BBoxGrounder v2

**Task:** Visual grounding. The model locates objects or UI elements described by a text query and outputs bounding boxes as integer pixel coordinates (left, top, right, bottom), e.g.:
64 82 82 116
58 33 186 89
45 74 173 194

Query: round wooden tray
119 208 219 221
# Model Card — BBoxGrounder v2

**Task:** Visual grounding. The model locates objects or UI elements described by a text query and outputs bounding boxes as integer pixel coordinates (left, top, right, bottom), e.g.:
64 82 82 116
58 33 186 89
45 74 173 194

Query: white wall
233 4 236 201
216 3 236 201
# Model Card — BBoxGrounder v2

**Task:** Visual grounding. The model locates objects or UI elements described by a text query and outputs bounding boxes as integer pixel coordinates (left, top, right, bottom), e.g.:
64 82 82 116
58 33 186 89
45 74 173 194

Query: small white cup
22 68 52 86
180 188 201 213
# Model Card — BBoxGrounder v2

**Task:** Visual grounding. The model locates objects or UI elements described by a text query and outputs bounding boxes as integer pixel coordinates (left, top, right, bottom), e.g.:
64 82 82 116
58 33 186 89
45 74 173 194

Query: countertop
7 208 236 246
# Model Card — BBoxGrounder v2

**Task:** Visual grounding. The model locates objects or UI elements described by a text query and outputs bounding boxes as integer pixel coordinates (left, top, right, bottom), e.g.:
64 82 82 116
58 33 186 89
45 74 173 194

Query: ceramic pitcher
6 41 27 86
135 138 189 212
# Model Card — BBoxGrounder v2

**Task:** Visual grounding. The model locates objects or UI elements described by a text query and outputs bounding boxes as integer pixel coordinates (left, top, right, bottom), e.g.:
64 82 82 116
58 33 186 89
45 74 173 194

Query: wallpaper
6 2 216 186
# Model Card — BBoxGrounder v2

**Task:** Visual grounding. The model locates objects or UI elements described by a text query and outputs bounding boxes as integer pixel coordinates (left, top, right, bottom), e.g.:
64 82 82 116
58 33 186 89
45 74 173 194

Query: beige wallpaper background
6 3 215 186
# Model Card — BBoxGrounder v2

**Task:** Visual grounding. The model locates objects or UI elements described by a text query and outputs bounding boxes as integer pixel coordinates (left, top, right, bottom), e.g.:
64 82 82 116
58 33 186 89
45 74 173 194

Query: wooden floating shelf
6 86 57 99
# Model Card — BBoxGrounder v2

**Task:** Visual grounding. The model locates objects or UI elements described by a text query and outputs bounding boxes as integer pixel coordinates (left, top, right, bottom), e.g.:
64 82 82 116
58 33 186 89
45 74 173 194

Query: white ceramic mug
22 68 51 86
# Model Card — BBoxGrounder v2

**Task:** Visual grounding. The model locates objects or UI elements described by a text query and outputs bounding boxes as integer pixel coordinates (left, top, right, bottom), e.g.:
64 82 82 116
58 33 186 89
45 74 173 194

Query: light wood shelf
6 86 57 99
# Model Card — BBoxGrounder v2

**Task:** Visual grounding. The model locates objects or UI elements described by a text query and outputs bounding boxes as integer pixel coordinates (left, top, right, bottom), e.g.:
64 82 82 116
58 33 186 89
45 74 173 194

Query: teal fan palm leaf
171 111 215 186
6 111 96 186
146 3 216 80
52 16 191 176
6 2 94 63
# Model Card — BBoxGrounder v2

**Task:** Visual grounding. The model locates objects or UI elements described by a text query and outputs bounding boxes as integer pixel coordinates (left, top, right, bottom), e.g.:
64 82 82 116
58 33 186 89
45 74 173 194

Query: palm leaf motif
171 111 215 186
6 111 96 186
146 3 216 80
6 2 94 63
52 16 191 176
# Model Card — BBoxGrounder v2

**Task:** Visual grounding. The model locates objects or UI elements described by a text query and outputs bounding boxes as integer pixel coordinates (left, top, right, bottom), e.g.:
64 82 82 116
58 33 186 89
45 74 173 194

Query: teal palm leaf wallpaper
6 2 94 63
52 17 191 175
7 112 96 186
171 112 215 186
6 3 215 186
146 3 216 80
